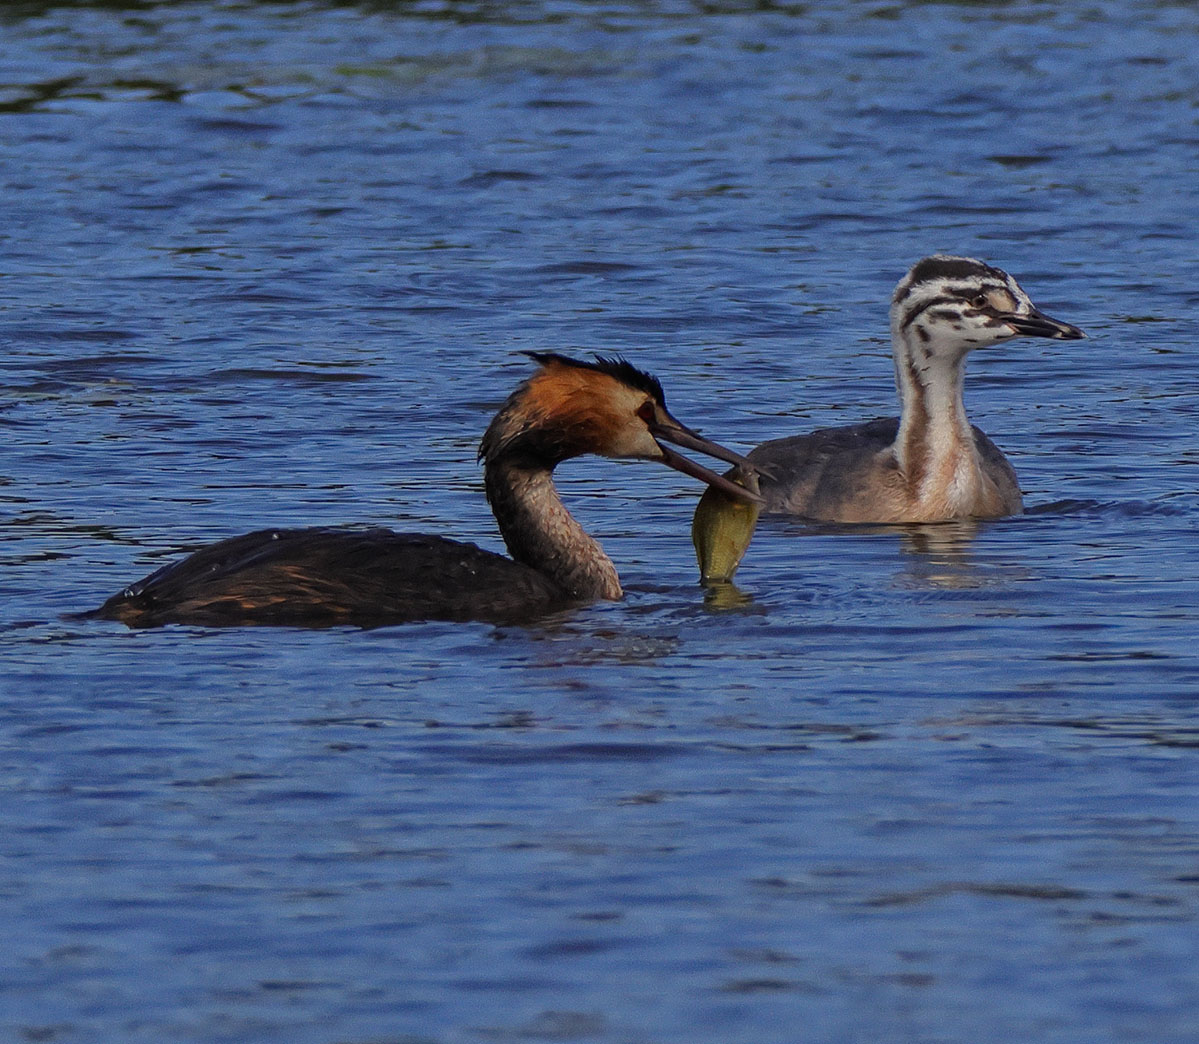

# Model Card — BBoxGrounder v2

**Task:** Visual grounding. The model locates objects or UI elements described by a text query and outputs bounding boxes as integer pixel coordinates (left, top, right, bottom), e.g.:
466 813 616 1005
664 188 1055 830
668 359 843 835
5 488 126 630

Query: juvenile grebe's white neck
891 327 982 515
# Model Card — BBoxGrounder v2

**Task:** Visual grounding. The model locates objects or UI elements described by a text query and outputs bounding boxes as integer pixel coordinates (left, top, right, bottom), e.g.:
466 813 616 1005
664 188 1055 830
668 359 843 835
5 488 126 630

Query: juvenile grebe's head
891 255 1084 360
479 352 761 504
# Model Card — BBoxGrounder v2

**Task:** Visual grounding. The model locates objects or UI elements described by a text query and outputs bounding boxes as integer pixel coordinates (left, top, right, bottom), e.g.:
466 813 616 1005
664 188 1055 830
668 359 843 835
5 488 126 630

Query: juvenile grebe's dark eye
970 293 989 308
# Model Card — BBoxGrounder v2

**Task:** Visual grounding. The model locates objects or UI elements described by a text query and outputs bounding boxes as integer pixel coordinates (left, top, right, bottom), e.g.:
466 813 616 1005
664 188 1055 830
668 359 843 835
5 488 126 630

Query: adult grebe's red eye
637 400 656 424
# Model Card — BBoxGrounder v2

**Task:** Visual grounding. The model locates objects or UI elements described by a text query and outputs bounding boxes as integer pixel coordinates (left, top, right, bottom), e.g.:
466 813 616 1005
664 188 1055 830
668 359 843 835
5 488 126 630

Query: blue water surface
2 2 1198 1042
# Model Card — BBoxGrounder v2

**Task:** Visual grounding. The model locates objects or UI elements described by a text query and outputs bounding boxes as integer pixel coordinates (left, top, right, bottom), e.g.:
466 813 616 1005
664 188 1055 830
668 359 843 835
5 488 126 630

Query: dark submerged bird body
98 528 568 628
741 256 1085 523
91 353 759 628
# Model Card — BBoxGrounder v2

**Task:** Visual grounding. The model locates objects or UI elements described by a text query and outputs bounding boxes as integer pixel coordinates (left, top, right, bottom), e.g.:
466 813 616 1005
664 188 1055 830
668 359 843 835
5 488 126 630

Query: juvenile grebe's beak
649 417 764 505
1002 307 1085 340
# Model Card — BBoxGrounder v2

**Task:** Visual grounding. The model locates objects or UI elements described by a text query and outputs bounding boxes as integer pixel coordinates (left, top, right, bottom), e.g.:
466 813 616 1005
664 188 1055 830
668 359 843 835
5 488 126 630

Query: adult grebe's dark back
90 353 761 628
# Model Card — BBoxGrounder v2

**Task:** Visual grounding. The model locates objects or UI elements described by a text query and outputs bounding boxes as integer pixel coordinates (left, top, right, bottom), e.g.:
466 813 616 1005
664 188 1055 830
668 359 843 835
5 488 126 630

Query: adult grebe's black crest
89 354 761 628
522 351 667 404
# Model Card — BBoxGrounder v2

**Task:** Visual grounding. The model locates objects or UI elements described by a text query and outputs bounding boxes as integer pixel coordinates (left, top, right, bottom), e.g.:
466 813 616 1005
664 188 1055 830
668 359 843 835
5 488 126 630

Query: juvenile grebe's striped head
890 255 1084 359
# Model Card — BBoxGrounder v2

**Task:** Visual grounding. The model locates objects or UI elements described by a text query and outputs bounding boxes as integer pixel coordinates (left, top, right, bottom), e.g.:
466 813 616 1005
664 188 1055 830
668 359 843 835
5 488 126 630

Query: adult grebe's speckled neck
483 460 622 600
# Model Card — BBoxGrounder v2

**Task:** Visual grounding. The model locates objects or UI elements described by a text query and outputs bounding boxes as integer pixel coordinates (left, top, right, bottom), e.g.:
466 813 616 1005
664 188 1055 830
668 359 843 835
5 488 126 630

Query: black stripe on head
909 255 1005 285
901 294 954 319
893 255 1009 303
895 256 1022 332
522 351 666 405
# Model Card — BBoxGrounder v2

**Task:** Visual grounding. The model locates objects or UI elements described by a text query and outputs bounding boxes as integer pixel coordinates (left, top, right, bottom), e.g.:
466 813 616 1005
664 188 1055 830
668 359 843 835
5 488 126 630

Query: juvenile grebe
715 256 1085 524
91 353 761 627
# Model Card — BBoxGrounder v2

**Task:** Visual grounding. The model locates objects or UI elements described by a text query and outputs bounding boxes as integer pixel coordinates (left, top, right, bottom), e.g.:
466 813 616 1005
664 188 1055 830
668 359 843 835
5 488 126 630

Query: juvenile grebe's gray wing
748 417 1018 520
93 528 567 628
747 417 899 517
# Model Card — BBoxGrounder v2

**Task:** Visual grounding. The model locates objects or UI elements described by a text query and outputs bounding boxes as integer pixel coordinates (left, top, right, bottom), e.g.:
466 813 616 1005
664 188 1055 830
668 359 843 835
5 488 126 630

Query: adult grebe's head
479 353 761 504
890 255 1084 360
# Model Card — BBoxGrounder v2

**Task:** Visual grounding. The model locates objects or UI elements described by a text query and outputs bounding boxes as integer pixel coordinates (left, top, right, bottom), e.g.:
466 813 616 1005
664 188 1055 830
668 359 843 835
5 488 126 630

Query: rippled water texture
2 2 1198 1042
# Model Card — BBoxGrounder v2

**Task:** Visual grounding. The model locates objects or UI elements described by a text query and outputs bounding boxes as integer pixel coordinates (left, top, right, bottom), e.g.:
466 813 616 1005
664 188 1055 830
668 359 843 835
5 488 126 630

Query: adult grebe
91 353 761 627
720 256 1085 524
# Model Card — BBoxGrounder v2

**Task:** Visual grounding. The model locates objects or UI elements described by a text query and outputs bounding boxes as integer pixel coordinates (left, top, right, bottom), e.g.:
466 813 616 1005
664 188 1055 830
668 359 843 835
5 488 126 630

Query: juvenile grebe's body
92 353 760 627
744 256 1084 523
747 415 1018 524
